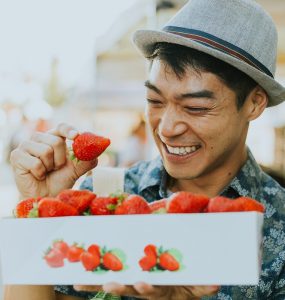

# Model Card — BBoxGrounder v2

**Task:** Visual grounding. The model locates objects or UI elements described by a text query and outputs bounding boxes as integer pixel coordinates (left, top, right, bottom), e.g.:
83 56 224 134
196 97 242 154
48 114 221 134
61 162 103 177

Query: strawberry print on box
44 240 127 273
139 244 184 272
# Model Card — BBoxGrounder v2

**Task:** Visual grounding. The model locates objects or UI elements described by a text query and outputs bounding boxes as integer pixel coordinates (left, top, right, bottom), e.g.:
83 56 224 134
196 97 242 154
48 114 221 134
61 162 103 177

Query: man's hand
10 123 98 199
73 282 220 300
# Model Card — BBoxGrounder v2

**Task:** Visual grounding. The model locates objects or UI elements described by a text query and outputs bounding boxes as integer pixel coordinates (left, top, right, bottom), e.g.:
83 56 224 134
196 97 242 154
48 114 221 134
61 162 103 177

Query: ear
244 86 268 121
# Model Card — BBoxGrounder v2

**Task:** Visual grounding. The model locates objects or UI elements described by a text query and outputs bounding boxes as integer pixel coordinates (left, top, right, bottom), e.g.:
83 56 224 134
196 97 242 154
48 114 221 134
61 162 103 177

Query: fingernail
73 285 81 291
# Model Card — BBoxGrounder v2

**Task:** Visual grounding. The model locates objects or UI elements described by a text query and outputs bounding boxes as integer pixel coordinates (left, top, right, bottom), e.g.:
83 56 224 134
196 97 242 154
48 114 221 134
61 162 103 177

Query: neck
169 147 248 198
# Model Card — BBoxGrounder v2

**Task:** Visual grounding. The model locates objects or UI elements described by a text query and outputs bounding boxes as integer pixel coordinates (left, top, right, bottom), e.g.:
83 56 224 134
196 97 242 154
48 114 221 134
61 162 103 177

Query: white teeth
166 145 200 155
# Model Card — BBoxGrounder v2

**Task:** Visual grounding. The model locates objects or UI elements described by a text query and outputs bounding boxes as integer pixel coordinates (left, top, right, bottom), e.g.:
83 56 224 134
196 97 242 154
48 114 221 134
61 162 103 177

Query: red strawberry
67 244 85 262
167 192 209 213
44 248 64 268
149 199 167 213
37 198 78 217
144 244 157 257
87 244 101 257
52 240 69 258
57 189 96 214
90 196 119 215
235 197 265 213
80 251 100 271
71 132 111 161
139 254 157 271
115 194 151 215
103 252 123 271
159 252 180 271
14 197 41 218
207 196 242 212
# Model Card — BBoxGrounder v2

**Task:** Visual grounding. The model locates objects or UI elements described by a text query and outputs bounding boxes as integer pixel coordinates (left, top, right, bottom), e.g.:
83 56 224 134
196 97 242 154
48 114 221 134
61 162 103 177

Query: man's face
145 60 250 181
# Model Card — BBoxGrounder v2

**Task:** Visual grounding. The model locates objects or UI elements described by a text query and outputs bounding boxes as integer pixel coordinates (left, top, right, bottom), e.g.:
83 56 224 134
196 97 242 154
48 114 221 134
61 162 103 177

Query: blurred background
0 0 284 295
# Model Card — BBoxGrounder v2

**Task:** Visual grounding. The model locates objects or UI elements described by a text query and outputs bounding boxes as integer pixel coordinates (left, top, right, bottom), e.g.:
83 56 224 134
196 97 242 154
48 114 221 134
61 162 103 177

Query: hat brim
133 29 285 107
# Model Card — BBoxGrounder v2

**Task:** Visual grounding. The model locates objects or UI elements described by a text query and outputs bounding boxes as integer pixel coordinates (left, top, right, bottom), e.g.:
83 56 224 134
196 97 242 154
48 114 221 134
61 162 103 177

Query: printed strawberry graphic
52 240 69 258
33 198 78 218
149 199 167 214
115 194 151 215
167 191 209 213
90 196 119 215
44 248 65 268
14 197 41 218
87 244 101 257
80 251 100 271
67 244 85 262
57 189 96 214
159 252 180 271
139 244 157 271
103 252 123 271
207 196 265 213
71 132 111 161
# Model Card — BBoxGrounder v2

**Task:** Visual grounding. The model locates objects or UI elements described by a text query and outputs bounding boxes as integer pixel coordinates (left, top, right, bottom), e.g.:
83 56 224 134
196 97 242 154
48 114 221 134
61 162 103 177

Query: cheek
146 107 159 130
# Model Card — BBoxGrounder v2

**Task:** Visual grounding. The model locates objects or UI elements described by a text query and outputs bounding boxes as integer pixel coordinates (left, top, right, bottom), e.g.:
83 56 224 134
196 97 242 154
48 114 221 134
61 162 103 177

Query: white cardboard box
0 212 263 285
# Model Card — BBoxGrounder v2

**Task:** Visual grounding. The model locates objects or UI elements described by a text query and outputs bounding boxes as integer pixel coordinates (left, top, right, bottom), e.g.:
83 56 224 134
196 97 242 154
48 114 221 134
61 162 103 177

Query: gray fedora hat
133 0 285 107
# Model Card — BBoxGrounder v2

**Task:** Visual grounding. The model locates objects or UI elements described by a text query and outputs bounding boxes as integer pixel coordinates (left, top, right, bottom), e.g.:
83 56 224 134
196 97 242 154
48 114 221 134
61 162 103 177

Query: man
7 0 285 299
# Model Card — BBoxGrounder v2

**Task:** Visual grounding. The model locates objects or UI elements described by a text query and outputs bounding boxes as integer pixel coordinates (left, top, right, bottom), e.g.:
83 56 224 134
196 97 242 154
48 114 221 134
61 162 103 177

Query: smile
165 144 201 156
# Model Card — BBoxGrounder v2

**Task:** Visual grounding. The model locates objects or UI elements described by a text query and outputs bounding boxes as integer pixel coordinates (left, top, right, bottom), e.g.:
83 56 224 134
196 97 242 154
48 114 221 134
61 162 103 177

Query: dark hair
148 43 257 109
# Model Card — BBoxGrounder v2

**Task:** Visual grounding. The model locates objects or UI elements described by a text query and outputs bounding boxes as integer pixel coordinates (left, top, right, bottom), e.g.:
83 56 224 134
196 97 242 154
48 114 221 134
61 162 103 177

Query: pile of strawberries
44 240 125 272
15 190 265 218
139 244 181 272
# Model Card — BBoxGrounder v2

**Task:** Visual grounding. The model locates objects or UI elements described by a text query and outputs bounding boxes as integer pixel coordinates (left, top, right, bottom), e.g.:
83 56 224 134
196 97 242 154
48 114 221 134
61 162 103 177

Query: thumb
72 158 98 178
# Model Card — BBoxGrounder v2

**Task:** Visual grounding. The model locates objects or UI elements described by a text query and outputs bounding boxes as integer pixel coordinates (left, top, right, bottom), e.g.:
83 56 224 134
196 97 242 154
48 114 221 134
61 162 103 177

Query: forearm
4 285 56 300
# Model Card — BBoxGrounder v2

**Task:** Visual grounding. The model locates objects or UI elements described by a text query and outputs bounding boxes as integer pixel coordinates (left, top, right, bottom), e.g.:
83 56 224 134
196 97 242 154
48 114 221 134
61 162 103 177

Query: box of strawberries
0 171 264 286
0 133 264 285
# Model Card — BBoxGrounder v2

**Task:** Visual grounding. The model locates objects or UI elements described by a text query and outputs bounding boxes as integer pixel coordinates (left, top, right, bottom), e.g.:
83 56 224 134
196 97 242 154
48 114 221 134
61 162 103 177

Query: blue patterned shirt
55 150 285 300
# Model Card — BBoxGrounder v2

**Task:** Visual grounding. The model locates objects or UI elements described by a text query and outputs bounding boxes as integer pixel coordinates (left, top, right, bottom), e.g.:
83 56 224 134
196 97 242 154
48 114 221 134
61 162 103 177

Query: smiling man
7 0 285 299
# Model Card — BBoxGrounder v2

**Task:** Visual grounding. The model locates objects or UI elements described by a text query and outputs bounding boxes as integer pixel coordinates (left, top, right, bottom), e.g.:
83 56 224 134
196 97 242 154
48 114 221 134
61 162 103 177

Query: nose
158 105 188 138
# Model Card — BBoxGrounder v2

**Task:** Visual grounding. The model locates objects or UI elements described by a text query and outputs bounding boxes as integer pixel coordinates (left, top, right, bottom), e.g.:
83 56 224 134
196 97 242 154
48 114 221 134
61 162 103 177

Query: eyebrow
144 80 215 100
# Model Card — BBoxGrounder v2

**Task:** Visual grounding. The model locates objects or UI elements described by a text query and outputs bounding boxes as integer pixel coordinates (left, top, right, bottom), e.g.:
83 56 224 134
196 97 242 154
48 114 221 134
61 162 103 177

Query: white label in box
0 212 263 285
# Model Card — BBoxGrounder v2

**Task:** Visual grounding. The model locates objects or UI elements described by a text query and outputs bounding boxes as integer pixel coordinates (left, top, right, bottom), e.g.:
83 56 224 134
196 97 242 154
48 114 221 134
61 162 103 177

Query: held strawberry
167 191 209 213
71 132 111 161
57 189 96 214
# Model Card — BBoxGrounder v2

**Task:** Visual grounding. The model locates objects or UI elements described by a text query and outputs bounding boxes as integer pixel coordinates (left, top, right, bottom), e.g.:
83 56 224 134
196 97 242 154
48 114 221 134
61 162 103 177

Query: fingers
102 282 167 299
31 132 67 170
10 149 47 181
48 123 78 140
73 285 102 293
189 285 220 298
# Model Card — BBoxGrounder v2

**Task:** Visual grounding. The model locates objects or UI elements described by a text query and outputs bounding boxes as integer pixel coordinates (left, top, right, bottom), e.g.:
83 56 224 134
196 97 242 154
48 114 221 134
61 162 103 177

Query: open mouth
164 143 201 156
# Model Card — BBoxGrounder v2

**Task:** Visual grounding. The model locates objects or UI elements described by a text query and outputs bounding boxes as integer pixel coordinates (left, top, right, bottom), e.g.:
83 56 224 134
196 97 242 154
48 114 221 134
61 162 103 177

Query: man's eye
147 99 162 105
186 107 209 112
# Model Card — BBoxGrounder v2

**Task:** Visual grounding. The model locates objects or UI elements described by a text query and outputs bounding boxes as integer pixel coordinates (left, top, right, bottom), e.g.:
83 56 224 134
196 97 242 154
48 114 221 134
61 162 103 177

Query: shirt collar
138 149 263 199
223 149 263 199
